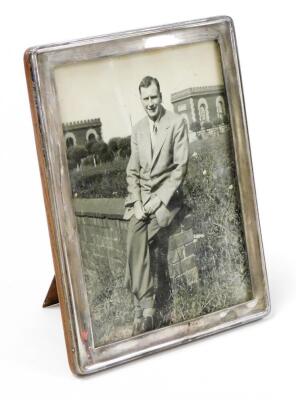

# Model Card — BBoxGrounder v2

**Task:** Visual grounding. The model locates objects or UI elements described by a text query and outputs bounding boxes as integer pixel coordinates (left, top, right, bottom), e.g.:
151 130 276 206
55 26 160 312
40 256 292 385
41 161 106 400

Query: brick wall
165 212 201 288
73 198 201 345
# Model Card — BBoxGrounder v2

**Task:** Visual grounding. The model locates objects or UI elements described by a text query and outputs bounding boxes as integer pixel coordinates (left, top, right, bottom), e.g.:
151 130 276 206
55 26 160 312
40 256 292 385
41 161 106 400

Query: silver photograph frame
25 15 270 375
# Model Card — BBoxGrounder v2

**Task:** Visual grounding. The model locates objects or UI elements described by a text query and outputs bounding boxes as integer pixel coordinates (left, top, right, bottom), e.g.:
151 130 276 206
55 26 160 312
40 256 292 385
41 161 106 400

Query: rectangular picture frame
24 15 270 375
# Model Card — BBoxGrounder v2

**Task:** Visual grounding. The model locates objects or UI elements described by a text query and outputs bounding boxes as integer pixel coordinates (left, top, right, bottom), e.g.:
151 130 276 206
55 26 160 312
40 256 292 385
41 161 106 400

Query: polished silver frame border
26 16 270 375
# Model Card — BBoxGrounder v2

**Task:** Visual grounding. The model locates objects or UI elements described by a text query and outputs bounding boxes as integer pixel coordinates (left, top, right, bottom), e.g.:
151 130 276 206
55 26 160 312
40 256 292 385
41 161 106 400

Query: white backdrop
0 1 295 399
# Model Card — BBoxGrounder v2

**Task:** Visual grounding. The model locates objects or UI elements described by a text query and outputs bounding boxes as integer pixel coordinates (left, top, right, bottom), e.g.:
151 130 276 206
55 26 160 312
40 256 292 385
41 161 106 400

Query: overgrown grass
73 130 252 344
173 131 252 321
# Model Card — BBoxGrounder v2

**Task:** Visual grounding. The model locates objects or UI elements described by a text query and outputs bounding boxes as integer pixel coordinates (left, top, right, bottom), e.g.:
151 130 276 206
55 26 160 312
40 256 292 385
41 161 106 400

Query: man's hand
144 195 162 215
134 200 147 221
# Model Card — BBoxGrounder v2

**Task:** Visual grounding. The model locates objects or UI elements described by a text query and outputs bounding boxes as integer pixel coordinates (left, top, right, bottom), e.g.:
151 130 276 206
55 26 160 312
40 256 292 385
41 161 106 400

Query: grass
72 128 253 345
176 131 252 319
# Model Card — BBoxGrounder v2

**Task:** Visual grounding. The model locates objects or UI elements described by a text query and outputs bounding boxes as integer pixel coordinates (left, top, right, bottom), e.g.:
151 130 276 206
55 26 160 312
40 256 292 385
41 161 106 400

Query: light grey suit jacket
123 107 189 227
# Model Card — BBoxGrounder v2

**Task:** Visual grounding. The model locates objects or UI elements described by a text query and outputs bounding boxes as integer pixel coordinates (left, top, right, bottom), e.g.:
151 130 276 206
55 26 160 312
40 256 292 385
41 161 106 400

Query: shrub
86 138 97 153
118 136 131 158
202 121 213 130
67 145 88 169
108 137 121 157
90 141 108 157
222 114 230 124
69 158 129 198
100 148 114 163
190 121 201 132
82 155 96 167
87 141 113 163
213 117 223 127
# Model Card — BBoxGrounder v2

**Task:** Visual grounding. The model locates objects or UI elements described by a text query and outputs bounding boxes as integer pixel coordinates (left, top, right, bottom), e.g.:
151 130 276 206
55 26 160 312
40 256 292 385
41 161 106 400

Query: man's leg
141 215 161 323
126 215 160 333
126 216 154 302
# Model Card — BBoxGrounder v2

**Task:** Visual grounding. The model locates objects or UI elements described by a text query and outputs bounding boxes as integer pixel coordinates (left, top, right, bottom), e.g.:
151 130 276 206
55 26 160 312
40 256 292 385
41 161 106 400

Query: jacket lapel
151 108 170 170
141 117 152 166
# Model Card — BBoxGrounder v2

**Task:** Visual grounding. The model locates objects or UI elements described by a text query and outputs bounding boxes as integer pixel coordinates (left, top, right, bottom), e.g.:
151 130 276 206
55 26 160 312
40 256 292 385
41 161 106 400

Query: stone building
171 85 228 129
62 118 102 148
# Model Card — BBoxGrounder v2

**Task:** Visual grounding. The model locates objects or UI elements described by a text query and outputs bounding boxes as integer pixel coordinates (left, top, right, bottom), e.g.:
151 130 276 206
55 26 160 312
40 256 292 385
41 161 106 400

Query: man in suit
123 76 189 335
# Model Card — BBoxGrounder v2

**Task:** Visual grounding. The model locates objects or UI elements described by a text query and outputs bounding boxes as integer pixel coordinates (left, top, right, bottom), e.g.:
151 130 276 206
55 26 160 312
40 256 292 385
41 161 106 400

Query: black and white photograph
3 0 296 396
54 40 252 347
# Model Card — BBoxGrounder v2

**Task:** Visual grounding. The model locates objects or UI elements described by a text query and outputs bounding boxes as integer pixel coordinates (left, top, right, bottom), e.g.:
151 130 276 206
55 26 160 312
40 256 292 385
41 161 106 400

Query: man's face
140 82 162 121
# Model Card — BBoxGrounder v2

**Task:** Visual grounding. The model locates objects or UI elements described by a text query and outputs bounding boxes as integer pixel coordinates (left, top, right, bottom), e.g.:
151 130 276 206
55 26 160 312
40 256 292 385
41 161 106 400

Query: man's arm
125 129 146 220
125 129 141 206
156 117 189 207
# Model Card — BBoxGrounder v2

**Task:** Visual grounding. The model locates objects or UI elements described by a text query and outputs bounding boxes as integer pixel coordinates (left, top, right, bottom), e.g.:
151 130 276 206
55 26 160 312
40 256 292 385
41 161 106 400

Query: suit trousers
125 214 161 311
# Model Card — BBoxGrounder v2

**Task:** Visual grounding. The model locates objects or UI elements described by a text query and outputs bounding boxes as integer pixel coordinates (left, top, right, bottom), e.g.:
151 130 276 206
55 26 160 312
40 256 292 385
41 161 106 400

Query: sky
54 40 224 142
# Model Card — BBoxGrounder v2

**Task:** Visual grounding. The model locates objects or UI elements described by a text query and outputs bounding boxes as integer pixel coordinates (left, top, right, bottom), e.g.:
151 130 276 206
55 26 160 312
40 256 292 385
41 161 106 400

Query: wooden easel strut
43 276 59 307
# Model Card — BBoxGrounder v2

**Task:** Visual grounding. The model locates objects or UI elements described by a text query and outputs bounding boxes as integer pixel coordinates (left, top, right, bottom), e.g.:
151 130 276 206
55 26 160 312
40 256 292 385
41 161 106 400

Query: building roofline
62 118 101 131
171 85 225 102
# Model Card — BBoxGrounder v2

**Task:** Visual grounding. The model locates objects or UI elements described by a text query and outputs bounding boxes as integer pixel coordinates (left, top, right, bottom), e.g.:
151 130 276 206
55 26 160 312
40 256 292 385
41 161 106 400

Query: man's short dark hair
139 76 161 94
